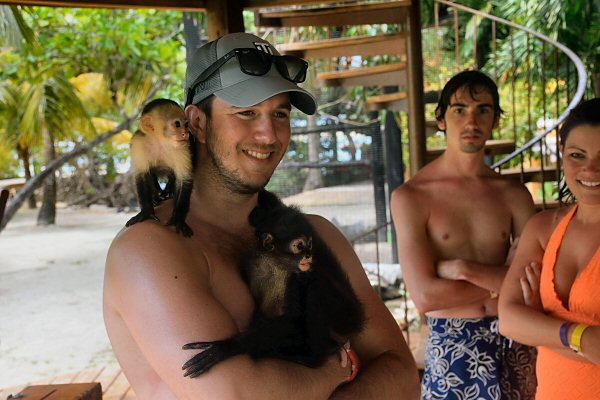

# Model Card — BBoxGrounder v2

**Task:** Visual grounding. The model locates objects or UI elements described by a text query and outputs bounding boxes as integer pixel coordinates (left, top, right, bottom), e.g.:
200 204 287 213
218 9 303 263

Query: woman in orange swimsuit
499 98 600 400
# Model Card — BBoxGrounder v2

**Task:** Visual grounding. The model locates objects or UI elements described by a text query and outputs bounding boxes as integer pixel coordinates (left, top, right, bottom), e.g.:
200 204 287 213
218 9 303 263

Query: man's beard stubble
204 122 270 195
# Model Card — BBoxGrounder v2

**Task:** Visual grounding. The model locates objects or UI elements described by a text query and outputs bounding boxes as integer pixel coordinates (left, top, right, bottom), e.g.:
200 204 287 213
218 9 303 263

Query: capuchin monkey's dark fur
126 98 194 237
182 189 365 378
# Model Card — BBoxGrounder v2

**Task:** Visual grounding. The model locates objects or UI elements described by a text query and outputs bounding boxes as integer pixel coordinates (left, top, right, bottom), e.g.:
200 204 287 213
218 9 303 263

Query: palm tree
0 5 35 50
20 68 95 225
0 81 39 208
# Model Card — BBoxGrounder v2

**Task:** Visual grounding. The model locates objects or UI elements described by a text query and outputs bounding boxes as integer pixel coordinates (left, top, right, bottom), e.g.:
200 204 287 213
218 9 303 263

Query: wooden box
12 383 102 399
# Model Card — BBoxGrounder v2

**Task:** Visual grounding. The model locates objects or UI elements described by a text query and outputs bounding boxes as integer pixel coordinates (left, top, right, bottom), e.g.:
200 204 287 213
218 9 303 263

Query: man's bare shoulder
105 220 209 293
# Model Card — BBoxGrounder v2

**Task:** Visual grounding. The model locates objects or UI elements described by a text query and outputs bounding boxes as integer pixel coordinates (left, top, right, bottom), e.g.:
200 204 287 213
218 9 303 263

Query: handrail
434 0 587 170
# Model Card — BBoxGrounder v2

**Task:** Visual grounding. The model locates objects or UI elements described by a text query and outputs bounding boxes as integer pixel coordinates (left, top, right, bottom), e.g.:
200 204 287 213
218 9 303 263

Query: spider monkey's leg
166 179 193 237
126 171 159 227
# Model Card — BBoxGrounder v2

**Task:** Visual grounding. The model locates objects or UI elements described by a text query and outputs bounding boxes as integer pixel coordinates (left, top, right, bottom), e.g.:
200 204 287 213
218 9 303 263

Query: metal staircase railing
430 0 587 209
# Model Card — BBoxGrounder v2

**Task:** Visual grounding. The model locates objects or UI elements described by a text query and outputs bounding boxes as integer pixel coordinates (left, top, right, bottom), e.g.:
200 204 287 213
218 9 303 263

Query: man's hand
436 259 465 280
520 261 542 310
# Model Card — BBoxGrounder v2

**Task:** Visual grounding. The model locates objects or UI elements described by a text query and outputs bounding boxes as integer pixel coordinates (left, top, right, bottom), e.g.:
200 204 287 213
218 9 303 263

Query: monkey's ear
140 114 156 134
261 233 275 251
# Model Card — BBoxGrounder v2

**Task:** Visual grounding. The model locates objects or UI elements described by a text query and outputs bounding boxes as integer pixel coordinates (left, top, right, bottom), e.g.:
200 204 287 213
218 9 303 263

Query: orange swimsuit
537 205 600 399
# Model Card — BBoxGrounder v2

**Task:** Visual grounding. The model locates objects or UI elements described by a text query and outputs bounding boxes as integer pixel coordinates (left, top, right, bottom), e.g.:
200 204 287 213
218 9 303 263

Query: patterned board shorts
421 317 537 400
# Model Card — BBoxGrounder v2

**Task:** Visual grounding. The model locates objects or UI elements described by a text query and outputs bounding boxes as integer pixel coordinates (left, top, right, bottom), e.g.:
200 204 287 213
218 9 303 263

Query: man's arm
104 223 349 400
391 186 489 313
307 215 421 400
436 182 536 293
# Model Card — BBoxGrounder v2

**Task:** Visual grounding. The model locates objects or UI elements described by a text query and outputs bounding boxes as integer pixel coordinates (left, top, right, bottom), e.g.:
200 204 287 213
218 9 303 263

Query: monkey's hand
182 339 239 378
125 211 159 227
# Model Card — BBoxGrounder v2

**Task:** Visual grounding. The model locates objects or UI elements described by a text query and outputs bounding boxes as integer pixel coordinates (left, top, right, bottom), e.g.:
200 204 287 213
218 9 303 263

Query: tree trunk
593 71 600 98
303 114 323 191
1 81 164 233
37 128 57 226
17 144 37 209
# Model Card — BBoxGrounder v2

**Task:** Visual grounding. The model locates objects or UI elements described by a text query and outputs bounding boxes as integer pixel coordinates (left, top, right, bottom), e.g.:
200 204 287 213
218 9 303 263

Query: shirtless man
391 70 537 400
104 32 419 400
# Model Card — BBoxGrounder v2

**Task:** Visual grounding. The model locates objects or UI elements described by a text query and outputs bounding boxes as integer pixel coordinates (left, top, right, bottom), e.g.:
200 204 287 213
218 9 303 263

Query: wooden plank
245 0 358 8
72 368 105 383
427 139 516 161
500 164 559 183
0 0 206 10
0 384 29 399
103 370 134 400
96 365 124 395
366 91 408 112
14 383 102 400
316 62 407 88
255 1 411 27
49 371 82 384
277 33 407 59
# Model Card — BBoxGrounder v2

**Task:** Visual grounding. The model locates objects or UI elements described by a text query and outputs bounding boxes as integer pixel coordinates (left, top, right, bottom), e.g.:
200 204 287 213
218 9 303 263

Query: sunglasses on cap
186 47 309 106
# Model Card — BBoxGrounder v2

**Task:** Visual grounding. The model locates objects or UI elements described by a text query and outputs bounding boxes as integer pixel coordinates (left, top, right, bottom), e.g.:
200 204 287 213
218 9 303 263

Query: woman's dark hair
435 70 503 124
559 98 600 145
558 97 600 203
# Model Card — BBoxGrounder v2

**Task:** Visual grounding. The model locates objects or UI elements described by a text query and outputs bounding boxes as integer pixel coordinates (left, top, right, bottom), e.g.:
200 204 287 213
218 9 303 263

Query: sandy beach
0 205 127 389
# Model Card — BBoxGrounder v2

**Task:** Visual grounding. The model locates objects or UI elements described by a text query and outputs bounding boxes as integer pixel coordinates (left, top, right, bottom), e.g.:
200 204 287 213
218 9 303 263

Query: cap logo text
254 42 273 55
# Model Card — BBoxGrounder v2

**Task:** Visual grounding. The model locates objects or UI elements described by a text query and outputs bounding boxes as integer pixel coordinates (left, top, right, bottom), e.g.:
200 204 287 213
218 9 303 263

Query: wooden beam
277 33 407 59
243 0 356 8
406 0 426 175
426 139 516 162
255 1 410 27
0 0 206 10
206 0 244 39
316 62 407 88
366 91 408 112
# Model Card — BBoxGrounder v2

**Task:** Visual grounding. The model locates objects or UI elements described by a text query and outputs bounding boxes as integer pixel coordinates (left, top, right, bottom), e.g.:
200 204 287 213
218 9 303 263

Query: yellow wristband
569 323 590 354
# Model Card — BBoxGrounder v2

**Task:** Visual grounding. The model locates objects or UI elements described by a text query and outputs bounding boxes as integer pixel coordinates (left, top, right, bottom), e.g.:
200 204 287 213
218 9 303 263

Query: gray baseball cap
185 32 317 115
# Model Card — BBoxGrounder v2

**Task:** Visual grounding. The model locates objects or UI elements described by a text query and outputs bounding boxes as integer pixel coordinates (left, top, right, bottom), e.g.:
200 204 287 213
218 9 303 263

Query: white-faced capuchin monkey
182 189 365 378
126 98 194 237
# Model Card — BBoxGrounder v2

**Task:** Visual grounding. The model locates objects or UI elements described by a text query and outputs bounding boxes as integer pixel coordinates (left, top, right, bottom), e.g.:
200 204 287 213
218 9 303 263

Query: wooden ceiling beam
0 0 207 11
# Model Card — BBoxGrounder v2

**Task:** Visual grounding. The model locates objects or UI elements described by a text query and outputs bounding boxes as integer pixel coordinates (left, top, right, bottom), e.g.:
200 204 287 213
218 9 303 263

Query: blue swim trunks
421 317 536 400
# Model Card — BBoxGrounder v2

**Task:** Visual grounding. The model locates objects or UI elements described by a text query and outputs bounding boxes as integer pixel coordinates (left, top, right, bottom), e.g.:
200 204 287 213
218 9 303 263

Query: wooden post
206 0 245 40
406 0 426 175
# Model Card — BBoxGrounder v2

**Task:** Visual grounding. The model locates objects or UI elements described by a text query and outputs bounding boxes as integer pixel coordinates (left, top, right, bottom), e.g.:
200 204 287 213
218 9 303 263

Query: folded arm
105 223 349 400
391 189 490 314
307 215 421 400
498 211 600 366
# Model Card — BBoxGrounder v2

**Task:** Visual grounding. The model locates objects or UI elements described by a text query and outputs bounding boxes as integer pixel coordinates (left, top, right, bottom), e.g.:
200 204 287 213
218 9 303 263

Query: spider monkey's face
260 233 313 272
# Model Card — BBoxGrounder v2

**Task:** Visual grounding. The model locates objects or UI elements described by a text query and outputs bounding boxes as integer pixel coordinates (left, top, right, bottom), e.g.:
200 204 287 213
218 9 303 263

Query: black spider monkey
181 189 365 378
126 98 194 237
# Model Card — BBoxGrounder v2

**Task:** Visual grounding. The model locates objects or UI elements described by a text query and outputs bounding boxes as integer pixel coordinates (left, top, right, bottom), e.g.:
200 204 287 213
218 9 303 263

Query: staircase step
501 165 559 183
426 139 516 162
255 0 411 27
276 33 407 59
366 91 408 112
316 62 407 88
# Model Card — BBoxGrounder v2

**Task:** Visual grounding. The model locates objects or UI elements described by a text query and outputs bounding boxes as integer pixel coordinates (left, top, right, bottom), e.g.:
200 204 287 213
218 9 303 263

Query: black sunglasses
186 48 309 106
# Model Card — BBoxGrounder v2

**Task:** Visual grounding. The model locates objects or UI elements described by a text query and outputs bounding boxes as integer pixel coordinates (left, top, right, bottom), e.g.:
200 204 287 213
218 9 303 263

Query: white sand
0 205 128 389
